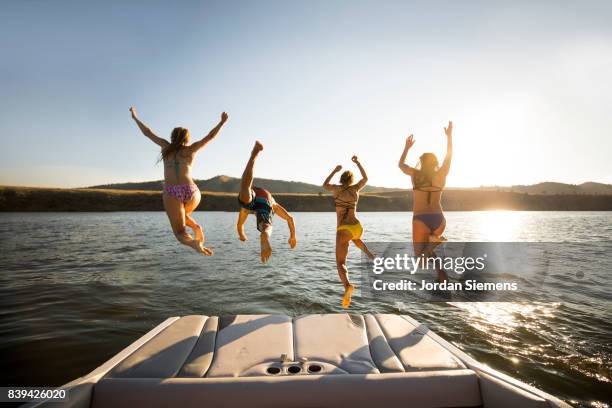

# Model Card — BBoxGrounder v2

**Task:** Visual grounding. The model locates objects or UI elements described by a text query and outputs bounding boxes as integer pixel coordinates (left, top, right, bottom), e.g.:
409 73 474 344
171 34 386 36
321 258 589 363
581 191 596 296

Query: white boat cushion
294 314 379 374
177 316 219 377
107 315 207 378
206 314 293 377
364 314 405 373
375 314 465 371
92 370 482 408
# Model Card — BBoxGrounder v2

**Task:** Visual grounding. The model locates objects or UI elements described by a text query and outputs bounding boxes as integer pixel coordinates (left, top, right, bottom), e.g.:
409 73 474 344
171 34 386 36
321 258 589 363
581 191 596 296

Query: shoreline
1 186 611 212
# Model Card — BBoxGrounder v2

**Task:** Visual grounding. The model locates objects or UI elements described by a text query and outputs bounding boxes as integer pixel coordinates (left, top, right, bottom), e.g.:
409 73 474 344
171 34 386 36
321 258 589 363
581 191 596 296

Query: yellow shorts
337 222 363 240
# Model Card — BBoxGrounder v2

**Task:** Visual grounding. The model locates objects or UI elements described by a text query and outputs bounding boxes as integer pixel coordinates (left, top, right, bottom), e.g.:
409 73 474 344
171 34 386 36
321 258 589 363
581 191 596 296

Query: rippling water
0 211 610 407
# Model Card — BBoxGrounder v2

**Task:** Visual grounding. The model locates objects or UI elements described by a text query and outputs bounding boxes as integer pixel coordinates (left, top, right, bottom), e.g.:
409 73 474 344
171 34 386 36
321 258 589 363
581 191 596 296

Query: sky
0 0 611 188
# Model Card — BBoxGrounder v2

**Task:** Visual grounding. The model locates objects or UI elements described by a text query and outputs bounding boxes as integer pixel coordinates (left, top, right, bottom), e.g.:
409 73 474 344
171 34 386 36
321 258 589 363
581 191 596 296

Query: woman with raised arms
130 106 228 255
323 156 375 308
398 121 453 282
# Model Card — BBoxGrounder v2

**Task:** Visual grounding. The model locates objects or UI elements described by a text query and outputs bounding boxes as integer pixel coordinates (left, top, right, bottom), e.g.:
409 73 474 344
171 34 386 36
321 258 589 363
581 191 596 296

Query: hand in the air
405 134 415 148
444 121 453 138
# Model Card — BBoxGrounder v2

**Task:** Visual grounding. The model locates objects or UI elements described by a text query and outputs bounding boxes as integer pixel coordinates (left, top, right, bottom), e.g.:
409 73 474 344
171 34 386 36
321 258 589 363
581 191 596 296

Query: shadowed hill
89 176 612 196
89 175 403 194
479 181 612 195
2 186 611 212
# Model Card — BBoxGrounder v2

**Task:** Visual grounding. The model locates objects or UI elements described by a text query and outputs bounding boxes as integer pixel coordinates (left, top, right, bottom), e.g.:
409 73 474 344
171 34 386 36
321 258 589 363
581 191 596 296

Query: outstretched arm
129 107 168 147
398 134 416 176
237 208 249 241
323 165 342 191
274 203 296 248
440 121 453 176
191 112 228 153
352 156 368 190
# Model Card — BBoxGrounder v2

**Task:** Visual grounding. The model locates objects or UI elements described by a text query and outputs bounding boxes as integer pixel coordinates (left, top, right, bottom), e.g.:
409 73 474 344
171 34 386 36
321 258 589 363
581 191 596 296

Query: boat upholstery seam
203 315 222 378
174 315 210 378
369 314 405 373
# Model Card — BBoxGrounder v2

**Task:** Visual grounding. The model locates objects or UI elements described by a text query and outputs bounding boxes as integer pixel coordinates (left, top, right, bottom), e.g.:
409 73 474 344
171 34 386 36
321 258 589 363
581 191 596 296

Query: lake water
0 211 610 407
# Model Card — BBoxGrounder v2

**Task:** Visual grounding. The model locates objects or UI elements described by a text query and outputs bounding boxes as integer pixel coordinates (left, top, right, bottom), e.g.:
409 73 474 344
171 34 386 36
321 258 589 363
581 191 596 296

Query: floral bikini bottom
163 183 199 203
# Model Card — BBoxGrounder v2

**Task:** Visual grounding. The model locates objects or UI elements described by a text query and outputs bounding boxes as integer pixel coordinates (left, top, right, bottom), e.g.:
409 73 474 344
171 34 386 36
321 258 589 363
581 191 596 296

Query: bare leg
260 226 273 263
336 231 352 288
183 189 213 256
163 193 211 256
336 230 354 308
239 141 263 204
429 218 447 242
413 219 447 282
352 239 374 260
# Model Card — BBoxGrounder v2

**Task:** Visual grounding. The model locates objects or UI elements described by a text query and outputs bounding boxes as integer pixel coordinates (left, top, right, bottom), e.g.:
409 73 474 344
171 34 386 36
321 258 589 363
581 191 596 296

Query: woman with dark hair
323 156 374 308
130 106 228 255
398 121 453 282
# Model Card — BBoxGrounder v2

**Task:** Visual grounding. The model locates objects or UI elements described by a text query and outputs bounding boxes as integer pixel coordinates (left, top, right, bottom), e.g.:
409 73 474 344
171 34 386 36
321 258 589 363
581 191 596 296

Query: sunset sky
1 0 611 188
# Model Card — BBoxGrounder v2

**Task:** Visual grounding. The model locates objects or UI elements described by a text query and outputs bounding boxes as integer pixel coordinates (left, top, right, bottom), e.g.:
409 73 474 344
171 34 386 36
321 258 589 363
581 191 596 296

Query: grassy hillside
479 182 612 195
89 175 403 194
2 186 611 212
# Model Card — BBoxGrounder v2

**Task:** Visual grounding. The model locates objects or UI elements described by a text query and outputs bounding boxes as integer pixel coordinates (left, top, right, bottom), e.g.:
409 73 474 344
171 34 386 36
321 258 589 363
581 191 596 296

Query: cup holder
266 366 281 375
307 364 322 373
287 365 302 374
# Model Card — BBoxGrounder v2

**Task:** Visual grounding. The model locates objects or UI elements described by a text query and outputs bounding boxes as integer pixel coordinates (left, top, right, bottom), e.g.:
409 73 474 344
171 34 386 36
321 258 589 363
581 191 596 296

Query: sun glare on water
476 211 523 241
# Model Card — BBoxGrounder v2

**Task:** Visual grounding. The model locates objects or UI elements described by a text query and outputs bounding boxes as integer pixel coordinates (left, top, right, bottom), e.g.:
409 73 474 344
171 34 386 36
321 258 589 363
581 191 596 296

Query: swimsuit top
164 149 191 179
412 174 443 204
334 186 358 219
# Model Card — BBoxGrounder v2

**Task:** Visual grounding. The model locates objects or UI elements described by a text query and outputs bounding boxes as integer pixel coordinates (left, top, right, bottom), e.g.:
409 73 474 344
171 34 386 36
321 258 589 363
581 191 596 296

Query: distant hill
89 175 403 194
479 182 612 195
89 176 612 195
2 186 611 212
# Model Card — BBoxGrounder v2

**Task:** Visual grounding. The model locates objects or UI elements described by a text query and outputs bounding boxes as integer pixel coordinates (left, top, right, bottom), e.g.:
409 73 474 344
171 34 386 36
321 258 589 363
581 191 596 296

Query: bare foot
260 233 272 263
192 224 205 243
342 284 354 309
189 240 213 256
252 140 264 157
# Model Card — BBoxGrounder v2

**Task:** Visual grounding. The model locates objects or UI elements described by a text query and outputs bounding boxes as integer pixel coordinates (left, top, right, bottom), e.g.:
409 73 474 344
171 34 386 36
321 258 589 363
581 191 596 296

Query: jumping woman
323 156 374 308
130 106 228 255
398 121 453 282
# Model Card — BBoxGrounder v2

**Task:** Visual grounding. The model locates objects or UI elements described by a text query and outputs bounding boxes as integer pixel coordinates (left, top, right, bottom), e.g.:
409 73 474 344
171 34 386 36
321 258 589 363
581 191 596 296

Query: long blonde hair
414 152 439 187
161 127 190 161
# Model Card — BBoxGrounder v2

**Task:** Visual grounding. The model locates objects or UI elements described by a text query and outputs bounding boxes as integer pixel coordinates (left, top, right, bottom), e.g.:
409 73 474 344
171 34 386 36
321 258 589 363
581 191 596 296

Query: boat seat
206 314 294 377
293 314 379 374
92 370 482 408
106 315 208 378
375 314 465 371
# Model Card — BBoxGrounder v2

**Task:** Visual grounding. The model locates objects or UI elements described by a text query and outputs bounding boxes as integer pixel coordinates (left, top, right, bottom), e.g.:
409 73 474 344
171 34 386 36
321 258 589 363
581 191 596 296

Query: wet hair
161 127 190 161
340 170 354 186
414 153 439 187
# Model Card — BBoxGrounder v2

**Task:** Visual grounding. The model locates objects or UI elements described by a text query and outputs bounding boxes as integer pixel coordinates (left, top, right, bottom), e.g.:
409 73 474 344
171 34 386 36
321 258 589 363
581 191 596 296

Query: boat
25 313 570 407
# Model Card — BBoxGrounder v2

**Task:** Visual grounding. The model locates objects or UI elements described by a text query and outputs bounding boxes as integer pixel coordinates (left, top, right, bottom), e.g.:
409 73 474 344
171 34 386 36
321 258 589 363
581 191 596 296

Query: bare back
163 146 196 185
411 170 447 214
331 184 360 226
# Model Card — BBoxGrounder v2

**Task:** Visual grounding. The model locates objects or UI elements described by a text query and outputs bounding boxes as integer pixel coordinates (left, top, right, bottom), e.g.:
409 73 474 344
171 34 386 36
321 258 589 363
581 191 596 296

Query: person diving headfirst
237 141 297 263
